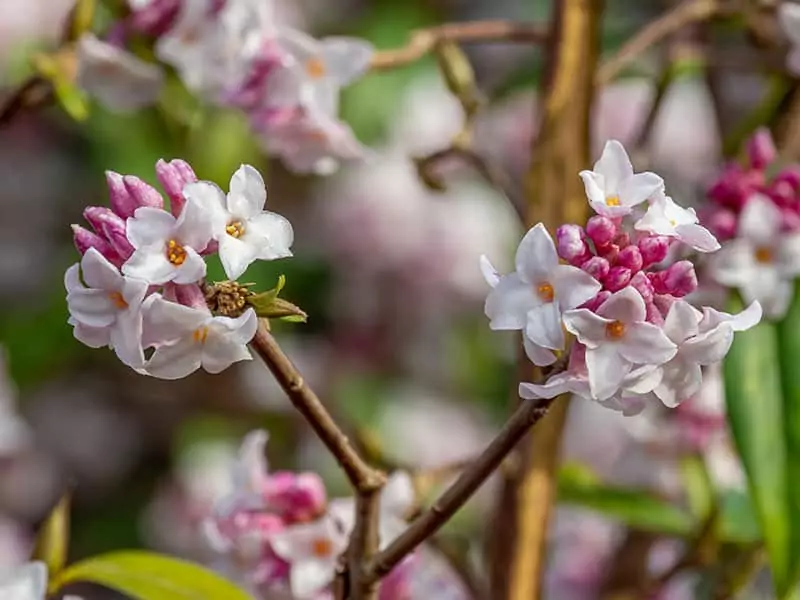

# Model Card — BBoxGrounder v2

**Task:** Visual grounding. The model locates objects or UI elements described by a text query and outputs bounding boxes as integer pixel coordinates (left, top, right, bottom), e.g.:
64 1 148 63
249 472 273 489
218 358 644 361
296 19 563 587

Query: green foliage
51 551 251 599
33 493 71 578
723 294 791 596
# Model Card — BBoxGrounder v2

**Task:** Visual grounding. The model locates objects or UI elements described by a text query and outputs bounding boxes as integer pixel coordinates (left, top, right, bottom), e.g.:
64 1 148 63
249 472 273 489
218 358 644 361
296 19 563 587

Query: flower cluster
76 0 372 174
202 430 418 599
66 160 294 379
483 140 761 414
702 128 800 319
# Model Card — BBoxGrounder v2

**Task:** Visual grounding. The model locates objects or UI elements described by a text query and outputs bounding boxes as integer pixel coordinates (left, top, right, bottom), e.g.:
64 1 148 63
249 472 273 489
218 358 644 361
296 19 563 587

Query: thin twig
370 20 549 71
0 76 52 128
363 355 569 583
596 0 726 85
349 490 381 600
251 321 383 492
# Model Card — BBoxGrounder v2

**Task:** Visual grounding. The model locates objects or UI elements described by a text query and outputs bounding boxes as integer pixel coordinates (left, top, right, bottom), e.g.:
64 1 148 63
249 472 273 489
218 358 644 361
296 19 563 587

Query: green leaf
778 281 800 582
557 463 693 535
33 493 70 577
723 294 791 595
54 78 89 121
52 551 251 600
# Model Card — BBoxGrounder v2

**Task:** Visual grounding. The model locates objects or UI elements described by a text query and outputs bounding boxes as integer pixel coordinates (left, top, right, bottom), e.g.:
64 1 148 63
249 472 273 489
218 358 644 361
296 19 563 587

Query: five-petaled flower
635 191 720 253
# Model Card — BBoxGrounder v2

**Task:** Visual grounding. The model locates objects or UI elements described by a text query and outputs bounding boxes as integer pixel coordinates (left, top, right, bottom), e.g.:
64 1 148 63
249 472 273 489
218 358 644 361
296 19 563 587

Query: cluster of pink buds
76 0 373 174
482 140 762 414
203 431 420 599
702 128 800 318
66 159 295 379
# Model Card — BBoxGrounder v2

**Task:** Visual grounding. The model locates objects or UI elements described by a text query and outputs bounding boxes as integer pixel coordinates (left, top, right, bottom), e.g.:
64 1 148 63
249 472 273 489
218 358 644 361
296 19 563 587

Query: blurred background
0 0 777 598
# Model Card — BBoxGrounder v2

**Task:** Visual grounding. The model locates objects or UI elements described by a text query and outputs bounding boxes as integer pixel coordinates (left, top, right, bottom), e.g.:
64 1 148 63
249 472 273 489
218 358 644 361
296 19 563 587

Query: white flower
140 295 257 379
76 34 164 112
634 192 720 252
183 165 293 280
0 561 47 600
273 28 374 114
122 201 214 285
484 223 601 366
654 300 760 408
270 514 348 599
563 287 677 400
709 195 800 319
66 248 148 367
780 2 800 74
579 140 664 218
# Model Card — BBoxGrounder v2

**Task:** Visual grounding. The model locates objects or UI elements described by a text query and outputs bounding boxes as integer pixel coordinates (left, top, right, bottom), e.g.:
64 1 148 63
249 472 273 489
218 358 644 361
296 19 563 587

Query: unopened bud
664 261 697 297
106 171 137 219
746 128 777 170
582 290 610 312
266 471 327 521
638 235 670 266
156 158 197 216
586 215 617 248
617 245 643 272
175 283 208 310
630 271 654 303
71 224 121 265
645 300 665 326
604 266 632 292
581 256 610 281
123 175 164 211
83 206 133 259
556 224 590 265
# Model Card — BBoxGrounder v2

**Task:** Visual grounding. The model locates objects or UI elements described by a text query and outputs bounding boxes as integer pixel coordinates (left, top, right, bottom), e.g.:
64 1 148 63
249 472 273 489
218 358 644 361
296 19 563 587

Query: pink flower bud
174 284 208 310
746 128 777 170
782 208 800 232
706 165 764 210
156 158 197 217
265 472 327 522
123 175 164 211
775 166 800 190
585 216 616 248
106 171 138 219
653 293 677 317
638 235 670 266
603 266 631 292
660 261 697 297
613 232 630 249
128 0 181 36
645 300 665 326
83 206 134 259
556 224 590 265
630 271 654 302
581 256 610 281
71 224 121 266
581 291 610 312
700 207 737 241
617 245 643 272
597 243 619 264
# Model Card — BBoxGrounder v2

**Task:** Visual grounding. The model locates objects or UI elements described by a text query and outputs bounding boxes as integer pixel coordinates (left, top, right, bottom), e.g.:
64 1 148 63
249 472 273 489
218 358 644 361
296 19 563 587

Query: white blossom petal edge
634 192 720 252
0 560 48 600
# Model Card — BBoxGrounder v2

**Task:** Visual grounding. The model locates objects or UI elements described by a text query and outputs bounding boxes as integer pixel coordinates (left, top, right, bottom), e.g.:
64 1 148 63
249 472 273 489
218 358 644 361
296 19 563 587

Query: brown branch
596 0 727 86
251 321 383 493
349 490 381 600
0 76 52 128
370 20 549 71
363 356 569 583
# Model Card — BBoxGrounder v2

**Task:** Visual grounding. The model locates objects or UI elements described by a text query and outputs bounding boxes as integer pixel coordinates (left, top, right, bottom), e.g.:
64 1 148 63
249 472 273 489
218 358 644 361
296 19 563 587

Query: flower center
312 537 333 557
305 57 326 79
606 195 621 207
192 326 209 344
536 282 555 303
226 221 246 238
166 239 187 265
108 291 128 310
605 320 626 339
754 246 773 263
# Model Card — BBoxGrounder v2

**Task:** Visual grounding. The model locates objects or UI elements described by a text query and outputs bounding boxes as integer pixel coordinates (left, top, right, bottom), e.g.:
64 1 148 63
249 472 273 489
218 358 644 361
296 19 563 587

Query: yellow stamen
312 537 333 557
305 57 326 79
754 246 773 263
606 195 621 207
166 239 187 265
226 221 245 238
192 327 209 344
536 282 555 303
605 320 626 339
108 291 128 309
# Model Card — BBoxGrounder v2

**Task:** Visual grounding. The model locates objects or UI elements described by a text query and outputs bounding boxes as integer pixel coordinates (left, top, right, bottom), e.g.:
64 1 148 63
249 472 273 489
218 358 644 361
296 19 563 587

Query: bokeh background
0 0 776 597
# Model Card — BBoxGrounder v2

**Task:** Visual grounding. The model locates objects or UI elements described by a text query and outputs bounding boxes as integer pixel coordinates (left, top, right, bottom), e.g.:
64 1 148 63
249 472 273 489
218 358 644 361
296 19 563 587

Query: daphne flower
579 140 664 218
780 2 800 74
122 200 214 285
65 248 148 367
563 287 677 400
635 192 720 252
709 195 800 319
76 34 164 112
141 295 257 379
183 165 293 280
0 561 47 600
484 223 602 366
269 515 348 599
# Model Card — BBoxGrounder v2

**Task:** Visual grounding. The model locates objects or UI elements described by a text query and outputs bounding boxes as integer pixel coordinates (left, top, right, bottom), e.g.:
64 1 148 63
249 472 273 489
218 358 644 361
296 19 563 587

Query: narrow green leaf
723 295 791 595
680 454 715 521
54 78 89 121
52 551 251 600
778 282 800 583
33 493 70 577
70 0 97 41
557 464 693 535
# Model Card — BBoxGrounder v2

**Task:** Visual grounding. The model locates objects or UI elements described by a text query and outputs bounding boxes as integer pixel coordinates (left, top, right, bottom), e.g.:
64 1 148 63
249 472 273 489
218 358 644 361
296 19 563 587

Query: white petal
81 248 123 290
597 287 647 323
218 235 256 281
778 233 800 277
523 336 557 366
701 302 762 333
479 255 500 288
175 196 215 250
121 276 149 308
228 164 266 219
382 471 415 518
663 300 700 344
183 181 229 235
126 207 175 248
552 265 602 310
741 269 791 319
234 430 269 495
122 247 176 285
585 345 631 400
145 337 203 379
0 561 48 599
110 308 145 368
655 361 702 408
600 393 648 416
780 1 800 45
245 212 295 260
618 322 677 365
290 559 338 599
484 274 536 330
328 497 356 536
519 372 589 400
211 309 258 345
593 140 633 192
72 322 111 348
320 37 374 85
67 289 116 327
271 517 343 562
624 364 662 394
675 223 720 252
525 302 564 351
172 247 207 284
682 325 734 365
738 195 781 245
579 170 608 207
141 295 208 347
64 263 82 293
515 223 558 283
202 334 253 374
562 308 612 348
617 172 664 208
708 240 757 287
